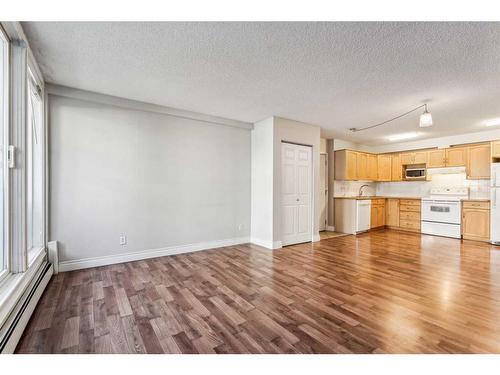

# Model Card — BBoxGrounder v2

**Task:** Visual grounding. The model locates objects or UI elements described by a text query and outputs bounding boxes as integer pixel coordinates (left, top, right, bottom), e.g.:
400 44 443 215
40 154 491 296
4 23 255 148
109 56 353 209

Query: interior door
319 154 327 231
281 142 312 246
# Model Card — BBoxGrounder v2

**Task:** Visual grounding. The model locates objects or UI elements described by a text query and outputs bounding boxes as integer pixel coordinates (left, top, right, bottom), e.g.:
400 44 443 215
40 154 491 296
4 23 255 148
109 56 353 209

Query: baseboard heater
0 262 53 353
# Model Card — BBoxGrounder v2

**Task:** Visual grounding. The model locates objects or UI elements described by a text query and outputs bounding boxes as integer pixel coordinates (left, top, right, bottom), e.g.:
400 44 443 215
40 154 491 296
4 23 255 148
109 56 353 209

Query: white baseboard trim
312 233 321 242
326 226 336 232
58 236 250 272
1 263 53 353
250 238 282 250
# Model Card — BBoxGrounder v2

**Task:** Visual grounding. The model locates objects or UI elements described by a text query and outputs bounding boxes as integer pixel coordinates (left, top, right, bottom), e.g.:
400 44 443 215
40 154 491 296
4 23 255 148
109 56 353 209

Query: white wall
333 139 375 152
250 118 275 248
49 95 251 268
320 138 327 154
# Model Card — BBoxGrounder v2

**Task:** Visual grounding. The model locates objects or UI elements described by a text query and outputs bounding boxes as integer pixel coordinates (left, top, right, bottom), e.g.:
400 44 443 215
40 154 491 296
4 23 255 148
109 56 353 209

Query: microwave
405 167 426 180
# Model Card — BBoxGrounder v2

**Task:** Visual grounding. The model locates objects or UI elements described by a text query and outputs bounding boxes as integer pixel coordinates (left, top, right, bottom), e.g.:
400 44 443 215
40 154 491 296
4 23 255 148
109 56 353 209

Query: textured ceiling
23 22 500 145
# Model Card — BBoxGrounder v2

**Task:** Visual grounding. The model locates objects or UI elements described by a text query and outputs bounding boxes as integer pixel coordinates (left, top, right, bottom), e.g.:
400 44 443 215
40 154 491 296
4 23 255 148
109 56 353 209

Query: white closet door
281 142 312 246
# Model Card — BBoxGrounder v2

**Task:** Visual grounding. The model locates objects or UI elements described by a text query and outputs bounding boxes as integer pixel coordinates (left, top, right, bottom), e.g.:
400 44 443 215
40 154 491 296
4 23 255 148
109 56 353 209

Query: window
0 22 48 343
0 27 8 280
26 69 44 262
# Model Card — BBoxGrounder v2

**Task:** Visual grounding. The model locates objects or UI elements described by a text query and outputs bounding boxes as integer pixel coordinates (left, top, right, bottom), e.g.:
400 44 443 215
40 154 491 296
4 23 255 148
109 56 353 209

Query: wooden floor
319 231 349 240
16 229 500 354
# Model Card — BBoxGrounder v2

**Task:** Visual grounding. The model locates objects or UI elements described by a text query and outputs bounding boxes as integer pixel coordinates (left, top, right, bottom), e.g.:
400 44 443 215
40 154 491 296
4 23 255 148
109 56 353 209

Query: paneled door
281 142 313 246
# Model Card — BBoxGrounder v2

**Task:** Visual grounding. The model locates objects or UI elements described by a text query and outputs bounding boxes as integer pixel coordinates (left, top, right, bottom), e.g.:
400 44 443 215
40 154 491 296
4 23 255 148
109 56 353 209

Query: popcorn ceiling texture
22 22 500 145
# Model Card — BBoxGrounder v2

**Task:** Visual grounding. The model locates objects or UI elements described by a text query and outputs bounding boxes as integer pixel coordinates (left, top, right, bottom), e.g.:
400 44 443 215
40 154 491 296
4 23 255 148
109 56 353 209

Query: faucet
358 184 371 197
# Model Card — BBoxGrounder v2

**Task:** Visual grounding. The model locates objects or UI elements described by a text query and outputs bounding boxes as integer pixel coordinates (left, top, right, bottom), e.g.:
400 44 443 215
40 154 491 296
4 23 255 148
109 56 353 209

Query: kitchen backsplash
334 181 377 197
334 173 490 199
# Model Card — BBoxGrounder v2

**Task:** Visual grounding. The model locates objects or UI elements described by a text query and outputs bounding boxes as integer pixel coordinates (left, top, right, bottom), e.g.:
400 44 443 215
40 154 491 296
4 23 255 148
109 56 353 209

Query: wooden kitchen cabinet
386 198 400 227
391 153 402 181
414 151 428 164
367 154 378 181
335 150 380 181
400 151 427 165
446 147 467 167
398 199 421 232
467 144 491 179
377 154 392 181
427 147 467 168
492 140 500 158
427 149 446 168
400 152 414 165
462 201 490 242
356 152 368 180
334 142 490 182
370 199 386 228
335 150 358 180
346 151 357 180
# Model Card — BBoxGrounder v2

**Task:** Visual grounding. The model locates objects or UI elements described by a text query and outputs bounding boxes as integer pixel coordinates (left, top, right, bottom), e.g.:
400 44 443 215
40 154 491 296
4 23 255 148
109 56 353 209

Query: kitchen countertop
334 196 490 201
334 196 422 200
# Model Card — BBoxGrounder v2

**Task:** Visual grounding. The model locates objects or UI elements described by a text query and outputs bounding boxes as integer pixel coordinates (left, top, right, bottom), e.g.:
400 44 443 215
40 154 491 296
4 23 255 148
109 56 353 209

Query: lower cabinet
462 201 490 242
398 199 421 232
386 198 400 227
370 199 386 228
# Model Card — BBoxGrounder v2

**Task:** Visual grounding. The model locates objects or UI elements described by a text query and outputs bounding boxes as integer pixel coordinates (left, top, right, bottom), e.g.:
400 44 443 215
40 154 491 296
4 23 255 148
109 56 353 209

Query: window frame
0 25 10 284
26 66 45 265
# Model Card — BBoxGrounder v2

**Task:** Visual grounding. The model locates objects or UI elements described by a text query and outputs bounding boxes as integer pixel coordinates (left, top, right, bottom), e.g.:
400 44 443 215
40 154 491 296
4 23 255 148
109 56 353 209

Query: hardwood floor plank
16 229 500 353
114 287 133 317
60 316 80 350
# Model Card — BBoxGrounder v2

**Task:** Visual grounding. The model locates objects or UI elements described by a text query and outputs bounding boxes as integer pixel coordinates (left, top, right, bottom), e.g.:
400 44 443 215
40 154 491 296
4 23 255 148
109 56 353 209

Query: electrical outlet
119 234 127 245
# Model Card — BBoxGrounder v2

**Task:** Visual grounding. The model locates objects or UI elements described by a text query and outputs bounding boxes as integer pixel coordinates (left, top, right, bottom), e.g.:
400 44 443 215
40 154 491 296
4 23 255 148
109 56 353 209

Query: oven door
421 200 461 224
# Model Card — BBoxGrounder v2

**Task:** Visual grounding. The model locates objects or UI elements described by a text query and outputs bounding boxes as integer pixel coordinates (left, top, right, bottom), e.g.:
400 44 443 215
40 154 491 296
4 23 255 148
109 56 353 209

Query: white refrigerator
492 163 500 245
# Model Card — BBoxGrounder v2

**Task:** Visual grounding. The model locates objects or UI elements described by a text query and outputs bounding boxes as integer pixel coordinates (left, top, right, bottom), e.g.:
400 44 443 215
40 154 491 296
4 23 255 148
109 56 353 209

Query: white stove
421 187 469 239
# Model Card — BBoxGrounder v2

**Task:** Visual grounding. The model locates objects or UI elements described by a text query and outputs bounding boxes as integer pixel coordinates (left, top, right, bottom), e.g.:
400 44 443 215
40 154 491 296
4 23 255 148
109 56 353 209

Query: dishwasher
356 200 371 232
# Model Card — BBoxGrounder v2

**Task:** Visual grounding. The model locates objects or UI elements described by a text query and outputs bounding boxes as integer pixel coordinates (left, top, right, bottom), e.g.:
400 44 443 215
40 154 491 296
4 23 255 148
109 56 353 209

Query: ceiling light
386 132 421 142
483 118 500 127
419 104 433 127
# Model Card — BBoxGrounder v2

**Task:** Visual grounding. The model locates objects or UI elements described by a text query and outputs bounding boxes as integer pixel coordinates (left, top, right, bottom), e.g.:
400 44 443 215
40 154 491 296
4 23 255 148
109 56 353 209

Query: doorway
319 153 328 231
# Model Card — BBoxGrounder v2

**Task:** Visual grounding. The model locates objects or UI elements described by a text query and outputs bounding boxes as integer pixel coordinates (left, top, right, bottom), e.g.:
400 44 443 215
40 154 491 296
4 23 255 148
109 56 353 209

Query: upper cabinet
446 147 468 167
414 151 427 164
427 147 467 168
335 150 359 180
335 150 381 181
367 154 378 181
334 141 496 182
467 144 491 179
427 149 446 168
492 140 500 159
391 153 402 181
400 152 413 165
400 151 427 165
356 152 368 180
377 154 392 181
